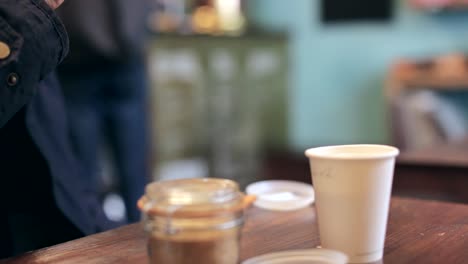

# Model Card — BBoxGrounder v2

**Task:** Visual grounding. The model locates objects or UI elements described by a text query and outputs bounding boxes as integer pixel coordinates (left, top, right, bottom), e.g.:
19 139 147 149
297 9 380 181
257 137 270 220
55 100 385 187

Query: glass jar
138 178 252 264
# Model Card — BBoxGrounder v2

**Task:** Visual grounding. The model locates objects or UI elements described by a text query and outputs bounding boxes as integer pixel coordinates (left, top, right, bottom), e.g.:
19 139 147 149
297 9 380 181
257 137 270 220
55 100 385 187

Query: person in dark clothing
0 0 116 258
57 0 152 223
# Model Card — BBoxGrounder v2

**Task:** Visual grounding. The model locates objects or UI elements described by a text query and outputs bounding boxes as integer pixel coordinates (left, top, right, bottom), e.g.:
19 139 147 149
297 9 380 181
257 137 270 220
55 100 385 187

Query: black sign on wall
322 0 393 23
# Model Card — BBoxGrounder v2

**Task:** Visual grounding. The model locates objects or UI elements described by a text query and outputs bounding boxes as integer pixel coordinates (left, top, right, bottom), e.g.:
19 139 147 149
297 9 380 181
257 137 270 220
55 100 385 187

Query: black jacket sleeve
0 0 69 128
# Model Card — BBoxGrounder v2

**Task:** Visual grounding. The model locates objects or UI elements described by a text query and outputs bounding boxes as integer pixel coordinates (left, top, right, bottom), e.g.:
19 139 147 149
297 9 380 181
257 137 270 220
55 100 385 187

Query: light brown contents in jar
148 227 240 264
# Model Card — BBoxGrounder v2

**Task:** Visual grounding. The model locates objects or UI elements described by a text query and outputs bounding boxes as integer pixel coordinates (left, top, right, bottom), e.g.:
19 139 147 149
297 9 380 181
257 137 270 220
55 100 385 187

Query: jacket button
0 42 10 60
7 73 19 86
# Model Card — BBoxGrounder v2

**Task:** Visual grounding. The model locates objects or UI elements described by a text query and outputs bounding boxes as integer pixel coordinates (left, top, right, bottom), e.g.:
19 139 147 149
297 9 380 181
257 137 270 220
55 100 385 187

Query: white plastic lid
245 180 315 211
242 249 348 264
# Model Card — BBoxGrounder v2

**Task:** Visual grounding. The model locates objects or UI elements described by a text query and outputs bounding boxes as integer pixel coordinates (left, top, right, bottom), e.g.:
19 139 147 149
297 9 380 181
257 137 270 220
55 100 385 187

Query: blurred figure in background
57 0 153 223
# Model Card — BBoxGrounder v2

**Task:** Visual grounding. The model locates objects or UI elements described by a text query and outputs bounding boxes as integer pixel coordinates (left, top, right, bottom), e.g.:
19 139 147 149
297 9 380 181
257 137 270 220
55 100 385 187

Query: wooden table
1 197 468 264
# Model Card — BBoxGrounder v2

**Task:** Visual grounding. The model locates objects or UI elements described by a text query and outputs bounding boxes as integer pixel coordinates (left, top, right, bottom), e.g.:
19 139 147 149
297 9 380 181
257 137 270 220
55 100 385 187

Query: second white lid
242 249 348 264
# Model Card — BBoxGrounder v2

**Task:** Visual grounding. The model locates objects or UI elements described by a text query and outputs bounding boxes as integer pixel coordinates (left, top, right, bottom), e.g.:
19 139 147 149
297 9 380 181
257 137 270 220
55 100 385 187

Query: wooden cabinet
147 35 288 186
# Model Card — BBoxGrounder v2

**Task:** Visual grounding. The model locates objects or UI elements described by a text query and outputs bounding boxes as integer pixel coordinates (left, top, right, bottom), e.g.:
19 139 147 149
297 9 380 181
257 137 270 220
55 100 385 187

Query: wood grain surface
1 197 467 264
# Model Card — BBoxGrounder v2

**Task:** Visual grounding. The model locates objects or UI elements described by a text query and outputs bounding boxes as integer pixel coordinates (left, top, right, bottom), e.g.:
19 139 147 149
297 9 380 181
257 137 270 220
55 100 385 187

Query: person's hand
44 0 64 9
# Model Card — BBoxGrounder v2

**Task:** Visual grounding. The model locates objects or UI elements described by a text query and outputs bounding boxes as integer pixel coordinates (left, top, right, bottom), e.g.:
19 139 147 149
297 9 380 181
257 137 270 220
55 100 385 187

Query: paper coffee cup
305 144 399 263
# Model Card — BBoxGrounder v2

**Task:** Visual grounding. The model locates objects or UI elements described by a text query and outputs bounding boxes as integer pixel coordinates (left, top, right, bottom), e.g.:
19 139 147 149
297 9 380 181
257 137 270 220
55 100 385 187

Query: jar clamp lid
138 178 255 217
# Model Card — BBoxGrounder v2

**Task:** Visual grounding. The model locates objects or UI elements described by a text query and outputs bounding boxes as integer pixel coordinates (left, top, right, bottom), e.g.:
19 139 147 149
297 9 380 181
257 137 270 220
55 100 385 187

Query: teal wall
248 0 468 151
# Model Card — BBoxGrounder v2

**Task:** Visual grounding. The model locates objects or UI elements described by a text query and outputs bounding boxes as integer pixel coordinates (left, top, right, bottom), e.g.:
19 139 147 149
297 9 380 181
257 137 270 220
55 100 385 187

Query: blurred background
59 0 468 223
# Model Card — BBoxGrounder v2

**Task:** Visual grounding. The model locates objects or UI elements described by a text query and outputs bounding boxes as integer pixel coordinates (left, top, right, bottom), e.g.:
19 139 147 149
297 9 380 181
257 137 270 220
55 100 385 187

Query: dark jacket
0 0 114 235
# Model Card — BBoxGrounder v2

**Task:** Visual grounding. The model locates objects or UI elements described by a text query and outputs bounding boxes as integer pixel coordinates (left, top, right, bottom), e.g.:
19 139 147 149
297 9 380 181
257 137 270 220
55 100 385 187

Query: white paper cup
305 145 399 263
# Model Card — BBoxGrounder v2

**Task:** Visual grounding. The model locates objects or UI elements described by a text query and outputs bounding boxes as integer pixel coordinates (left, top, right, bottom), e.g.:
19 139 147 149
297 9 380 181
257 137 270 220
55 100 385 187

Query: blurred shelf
398 140 468 167
411 0 468 11
387 54 468 168
403 77 468 90
386 55 468 98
